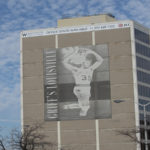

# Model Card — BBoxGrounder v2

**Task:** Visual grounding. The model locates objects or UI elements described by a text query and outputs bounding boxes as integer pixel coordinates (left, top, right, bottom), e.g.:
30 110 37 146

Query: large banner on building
43 44 111 121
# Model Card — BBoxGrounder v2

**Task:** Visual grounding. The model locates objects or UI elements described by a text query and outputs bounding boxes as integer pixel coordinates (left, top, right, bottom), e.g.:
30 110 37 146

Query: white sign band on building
21 21 131 38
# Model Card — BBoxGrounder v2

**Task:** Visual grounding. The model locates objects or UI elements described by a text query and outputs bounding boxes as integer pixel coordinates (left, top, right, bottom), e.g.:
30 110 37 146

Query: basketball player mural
63 47 103 116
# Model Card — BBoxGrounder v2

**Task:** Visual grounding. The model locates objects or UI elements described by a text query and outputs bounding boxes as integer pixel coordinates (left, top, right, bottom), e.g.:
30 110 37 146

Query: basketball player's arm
63 51 78 71
88 51 103 70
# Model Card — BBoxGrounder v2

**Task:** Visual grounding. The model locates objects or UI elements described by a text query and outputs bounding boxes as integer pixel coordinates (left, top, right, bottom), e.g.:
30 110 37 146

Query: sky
0 0 150 135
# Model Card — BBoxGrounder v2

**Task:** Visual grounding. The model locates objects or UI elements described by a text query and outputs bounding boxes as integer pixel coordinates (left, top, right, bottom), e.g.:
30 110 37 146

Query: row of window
135 28 150 45
136 56 150 71
136 42 150 58
137 35 150 149
138 85 150 98
137 70 150 84
136 29 150 150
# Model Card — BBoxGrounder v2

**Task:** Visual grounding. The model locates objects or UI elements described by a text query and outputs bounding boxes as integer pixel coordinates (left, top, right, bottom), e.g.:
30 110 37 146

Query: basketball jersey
73 68 93 85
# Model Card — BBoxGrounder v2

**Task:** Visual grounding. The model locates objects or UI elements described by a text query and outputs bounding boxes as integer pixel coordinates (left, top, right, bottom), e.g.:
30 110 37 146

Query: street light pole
139 102 150 150
143 105 148 150
114 100 150 149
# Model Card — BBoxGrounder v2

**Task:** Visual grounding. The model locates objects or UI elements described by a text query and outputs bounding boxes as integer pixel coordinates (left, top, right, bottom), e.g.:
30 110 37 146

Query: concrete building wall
21 26 137 150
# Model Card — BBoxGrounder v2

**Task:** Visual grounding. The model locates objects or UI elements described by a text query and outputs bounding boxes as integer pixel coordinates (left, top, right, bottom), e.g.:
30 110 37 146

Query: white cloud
0 32 20 123
87 0 150 28
122 0 150 27
0 83 20 112
0 32 20 66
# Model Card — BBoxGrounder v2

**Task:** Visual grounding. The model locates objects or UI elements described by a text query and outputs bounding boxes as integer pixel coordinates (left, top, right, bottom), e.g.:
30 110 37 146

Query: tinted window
135 28 150 44
136 42 150 58
138 85 150 98
136 56 150 71
137 71 150 84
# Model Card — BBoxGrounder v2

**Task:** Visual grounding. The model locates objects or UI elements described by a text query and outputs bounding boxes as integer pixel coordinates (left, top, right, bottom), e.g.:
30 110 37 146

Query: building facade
134 22 150 150
21 14 150 150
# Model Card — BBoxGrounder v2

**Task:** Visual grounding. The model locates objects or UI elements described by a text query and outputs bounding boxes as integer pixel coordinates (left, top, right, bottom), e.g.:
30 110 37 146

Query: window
140 113 144 125
147 115 150 125
136 42 150 58
135 28 150 45
137 71 150 84
140 128 145 139
136 56 150 71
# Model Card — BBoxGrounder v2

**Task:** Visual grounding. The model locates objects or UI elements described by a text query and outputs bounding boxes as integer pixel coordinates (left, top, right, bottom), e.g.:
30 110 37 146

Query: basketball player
63 47 103 116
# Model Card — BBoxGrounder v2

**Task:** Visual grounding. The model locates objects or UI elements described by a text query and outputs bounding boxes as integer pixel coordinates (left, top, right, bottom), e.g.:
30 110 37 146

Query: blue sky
0 0 150 135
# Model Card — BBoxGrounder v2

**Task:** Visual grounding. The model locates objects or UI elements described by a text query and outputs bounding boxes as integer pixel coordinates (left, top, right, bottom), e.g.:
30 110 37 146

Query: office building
21 14 150 150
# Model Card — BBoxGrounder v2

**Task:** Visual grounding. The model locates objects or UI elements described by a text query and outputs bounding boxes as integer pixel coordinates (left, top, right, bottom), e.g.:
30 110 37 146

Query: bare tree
0 127 7 150
10 123 57 150
116 128 141 143
0 137 6 150
116 127 148 150
0 123 58 150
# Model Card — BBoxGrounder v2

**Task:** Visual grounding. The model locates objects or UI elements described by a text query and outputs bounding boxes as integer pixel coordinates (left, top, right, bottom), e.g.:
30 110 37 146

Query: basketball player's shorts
73 85 91 100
